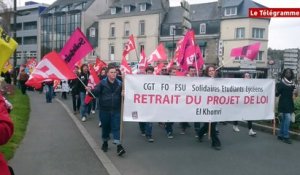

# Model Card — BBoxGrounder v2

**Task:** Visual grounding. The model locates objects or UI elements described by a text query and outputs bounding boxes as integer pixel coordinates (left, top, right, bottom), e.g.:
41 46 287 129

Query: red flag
230 42 261 61
138 49 148 72
166 59 175 72
122 34 136 59
26 51 77 88
120 57 132 74
84 64 100 104
154 63 165 75
60 27 93 70
176 30 195 65
94 57 107 74
147 43 167 63
181 45 204 71
53 80 61 89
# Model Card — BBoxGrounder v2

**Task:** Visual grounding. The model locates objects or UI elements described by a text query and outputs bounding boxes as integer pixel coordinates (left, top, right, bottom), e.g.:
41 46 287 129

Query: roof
164 2 219 24
235 0 268 18
41 0 94 15
222 0 243 8
99 0 168 19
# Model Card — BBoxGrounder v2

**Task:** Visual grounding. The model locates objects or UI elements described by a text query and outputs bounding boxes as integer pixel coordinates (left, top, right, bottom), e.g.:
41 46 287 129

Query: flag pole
76 75 96 98
216 59 231 71
208 122 211 140
120 75 125 144
273 91 276 135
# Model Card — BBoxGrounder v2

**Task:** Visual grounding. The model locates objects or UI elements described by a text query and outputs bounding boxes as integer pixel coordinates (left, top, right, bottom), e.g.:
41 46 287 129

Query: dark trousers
72 93 81 112
233 121 253 129
100 110 121 144
19 80 27 94
198 122 221 146
165 122 174 133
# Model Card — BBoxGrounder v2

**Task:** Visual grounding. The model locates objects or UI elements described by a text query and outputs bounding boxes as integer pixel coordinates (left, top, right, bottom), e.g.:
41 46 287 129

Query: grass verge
0 89 30 160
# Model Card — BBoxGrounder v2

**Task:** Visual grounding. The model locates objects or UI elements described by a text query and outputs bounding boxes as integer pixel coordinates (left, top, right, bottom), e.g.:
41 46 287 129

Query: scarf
282 77 295 87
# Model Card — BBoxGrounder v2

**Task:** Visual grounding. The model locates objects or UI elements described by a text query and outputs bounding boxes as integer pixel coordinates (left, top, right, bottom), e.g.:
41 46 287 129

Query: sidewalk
9 92 109 175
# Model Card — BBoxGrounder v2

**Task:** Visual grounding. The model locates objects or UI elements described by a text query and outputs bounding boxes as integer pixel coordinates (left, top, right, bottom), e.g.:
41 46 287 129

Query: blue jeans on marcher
165 122 173 134
139 122 153 136
279 113 291 139
100 110 121 144
45 85 53 103
79 92 88 118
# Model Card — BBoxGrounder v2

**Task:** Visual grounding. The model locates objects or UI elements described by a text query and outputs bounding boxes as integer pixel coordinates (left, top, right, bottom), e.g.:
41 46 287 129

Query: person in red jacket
0 93 14 175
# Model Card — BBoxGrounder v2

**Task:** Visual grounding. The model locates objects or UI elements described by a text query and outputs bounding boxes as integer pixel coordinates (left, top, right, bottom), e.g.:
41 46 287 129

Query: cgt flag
147 43 167 63
0 27 18 72
230 42 261 61
122 34 136 59
26 51 77 89
60 27 93 70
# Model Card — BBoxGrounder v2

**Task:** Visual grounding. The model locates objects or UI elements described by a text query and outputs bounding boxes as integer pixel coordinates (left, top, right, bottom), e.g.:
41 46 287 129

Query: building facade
219 0 270 78
0 1 48 66
39 0 116 60
97 0 169 64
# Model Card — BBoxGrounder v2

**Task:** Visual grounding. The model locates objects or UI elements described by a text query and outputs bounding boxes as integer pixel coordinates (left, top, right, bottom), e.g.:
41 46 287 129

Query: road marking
57 99 121 175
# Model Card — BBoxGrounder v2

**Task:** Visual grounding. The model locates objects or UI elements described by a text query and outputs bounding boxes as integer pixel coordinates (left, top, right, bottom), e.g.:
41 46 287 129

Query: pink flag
154 63 165 75
138 49 148 72
122 34 136 59
166 59 175 72
230 42 261 61
176 30 195 65
181 45 204 72
147 43 167 63
26 51 77 88
84 64 100 104
120 57 132 74
60 27 93 70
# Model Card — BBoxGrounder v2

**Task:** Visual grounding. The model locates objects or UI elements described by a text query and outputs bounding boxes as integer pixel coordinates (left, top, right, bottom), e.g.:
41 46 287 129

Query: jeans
279 113 291 139
45 85 53 103
100 110 121 144
165 122 174 133
79 92 88 118
72 93 81 112
198 122 221 147
139 122 153 136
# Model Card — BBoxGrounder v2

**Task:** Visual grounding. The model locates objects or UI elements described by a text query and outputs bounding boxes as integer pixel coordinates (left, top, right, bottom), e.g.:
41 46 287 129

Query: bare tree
0 0 13 32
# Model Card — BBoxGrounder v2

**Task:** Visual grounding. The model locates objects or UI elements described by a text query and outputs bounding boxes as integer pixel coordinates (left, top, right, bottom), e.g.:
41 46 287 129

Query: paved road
61 94 300 175
9 92 300 175
9 92 108 175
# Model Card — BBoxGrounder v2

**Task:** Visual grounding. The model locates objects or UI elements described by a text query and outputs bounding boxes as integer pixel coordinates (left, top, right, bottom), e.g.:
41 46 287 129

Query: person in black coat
276 68 297 144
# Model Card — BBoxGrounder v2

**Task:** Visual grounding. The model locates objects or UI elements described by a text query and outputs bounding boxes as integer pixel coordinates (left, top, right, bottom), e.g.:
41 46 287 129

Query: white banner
123 75 275 122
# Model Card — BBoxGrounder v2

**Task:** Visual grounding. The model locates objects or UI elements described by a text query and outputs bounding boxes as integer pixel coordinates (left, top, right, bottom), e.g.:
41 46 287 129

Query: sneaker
91 110 96 114
180 129 186 135
283 138 292 144
98 122 102 127
117 145 126 156
141 132 146 137
101 142 108 152
233 125 240 132
249 129 257 136
167 132 174 139
147 136 154 142
81 116 87 122
277 136 283 140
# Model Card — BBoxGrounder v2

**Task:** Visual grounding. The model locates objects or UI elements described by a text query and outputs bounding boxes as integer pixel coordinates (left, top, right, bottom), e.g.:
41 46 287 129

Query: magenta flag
60 27 93 70
230 42 261 61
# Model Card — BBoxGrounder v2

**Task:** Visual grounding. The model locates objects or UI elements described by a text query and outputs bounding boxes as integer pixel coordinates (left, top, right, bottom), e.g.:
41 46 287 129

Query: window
252 28 265 39
199 23 206 34
139 43 145 53
23 36 37 45
255 51 264 61
89 27 96 37
109 44 115 61
55 15 66 51
235 28 245 39
69 12 81 35
124 5 131 13
170 25 176 35
225 7 237 16
235 56 244 60
140 3 146 11
111 8 116 14
124 22 130 37
139 20 145 36
23 21 37 30
110 23 115 37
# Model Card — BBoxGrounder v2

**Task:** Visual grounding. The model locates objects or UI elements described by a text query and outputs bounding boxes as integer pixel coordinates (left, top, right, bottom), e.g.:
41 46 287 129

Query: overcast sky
15 0 300 50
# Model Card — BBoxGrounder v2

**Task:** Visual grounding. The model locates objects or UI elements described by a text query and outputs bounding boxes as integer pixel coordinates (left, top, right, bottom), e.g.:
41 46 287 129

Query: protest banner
123 75 275 122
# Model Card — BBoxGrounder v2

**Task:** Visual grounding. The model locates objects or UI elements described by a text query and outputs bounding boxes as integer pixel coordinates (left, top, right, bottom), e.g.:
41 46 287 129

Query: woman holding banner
197 65 222 150
276 68 297 144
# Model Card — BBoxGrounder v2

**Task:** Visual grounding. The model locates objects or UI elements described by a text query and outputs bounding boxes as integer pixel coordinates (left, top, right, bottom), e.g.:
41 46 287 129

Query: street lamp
171 26 182 59
12 0 17 85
